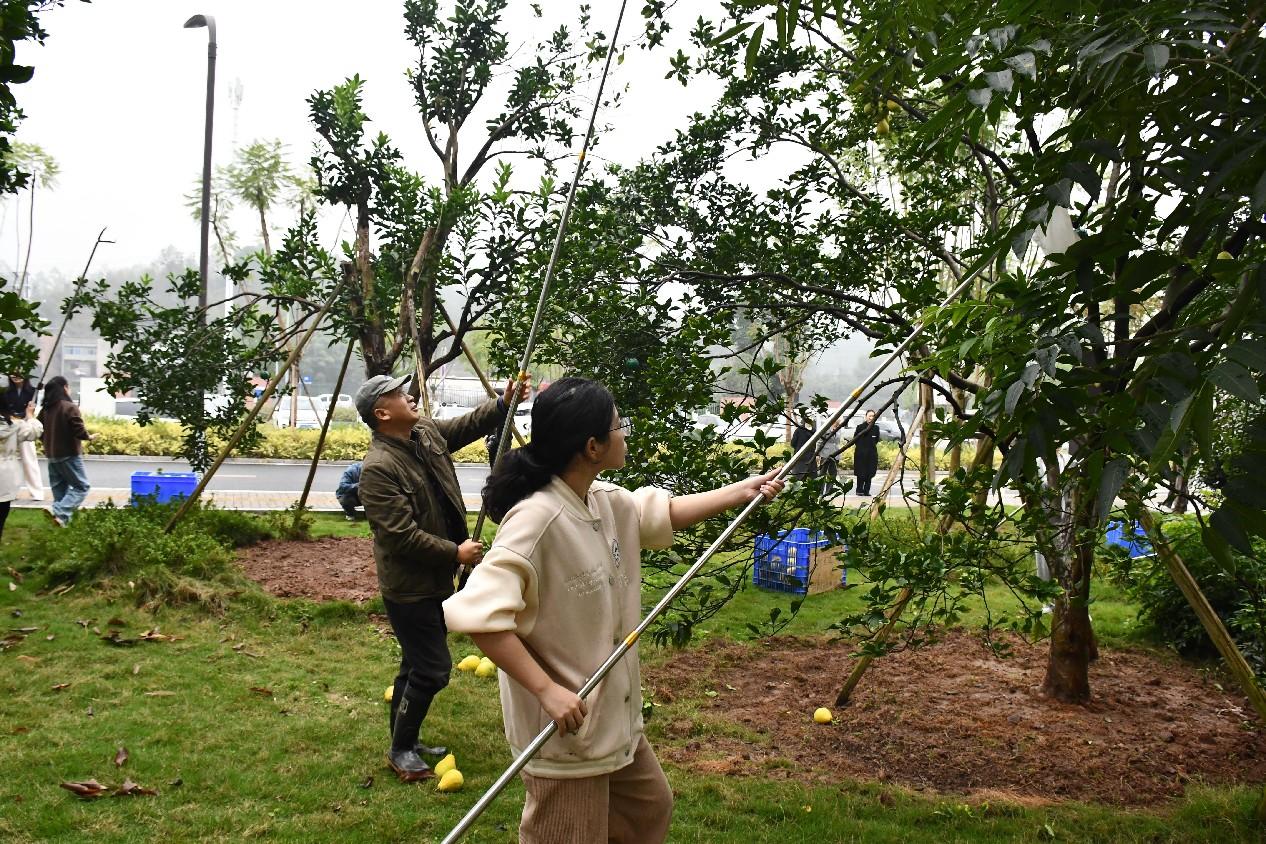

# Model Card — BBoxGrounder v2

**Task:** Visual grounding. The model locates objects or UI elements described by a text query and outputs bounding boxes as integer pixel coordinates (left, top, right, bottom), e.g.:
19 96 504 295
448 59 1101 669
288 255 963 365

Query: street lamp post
184 14 216 321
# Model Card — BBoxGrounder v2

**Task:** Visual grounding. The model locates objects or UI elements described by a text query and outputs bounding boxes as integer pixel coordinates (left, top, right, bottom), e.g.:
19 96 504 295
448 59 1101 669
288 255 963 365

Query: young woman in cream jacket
0 400 43 540
444 377 783 843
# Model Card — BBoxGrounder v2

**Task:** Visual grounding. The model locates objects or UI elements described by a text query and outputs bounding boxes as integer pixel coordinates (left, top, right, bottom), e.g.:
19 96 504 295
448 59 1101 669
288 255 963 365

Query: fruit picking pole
441 266 987 843
465 0 632 555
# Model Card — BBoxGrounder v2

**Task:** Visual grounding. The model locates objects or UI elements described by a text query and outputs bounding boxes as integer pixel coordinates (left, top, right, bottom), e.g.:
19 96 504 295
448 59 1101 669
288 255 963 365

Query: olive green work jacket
360 397 505 602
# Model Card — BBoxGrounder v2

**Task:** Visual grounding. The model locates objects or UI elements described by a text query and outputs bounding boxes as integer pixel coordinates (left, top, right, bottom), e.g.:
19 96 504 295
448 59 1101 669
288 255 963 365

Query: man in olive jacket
355 372 526 782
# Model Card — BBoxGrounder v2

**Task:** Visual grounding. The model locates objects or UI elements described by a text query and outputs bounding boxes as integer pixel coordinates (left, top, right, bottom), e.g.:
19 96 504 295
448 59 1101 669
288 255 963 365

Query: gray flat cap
354 374 411 424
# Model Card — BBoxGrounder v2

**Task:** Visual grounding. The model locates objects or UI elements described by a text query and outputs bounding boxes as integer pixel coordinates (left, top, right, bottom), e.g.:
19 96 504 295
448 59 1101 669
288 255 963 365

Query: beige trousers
19 439 43 499
519 735 672 844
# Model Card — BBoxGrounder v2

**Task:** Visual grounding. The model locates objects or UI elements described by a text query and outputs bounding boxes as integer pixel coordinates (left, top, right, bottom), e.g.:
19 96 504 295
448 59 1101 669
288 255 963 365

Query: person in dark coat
36 376 93 526
852 409 881 496
788 416 817 480
335 461 363 520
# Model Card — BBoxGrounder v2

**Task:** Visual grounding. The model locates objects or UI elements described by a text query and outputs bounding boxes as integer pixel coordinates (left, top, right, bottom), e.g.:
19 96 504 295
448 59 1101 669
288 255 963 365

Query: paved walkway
10 489 487 513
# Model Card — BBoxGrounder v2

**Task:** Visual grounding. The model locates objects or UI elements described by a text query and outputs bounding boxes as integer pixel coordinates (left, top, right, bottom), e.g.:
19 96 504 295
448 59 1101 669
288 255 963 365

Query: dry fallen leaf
114 747 129 768
75 619 90 628
60 779 108 799
51 583 75 596
15 654 38 664
51 683 70 692
10 609 21 618
249 687 273 697
169 777 183 788
6 566 20 583
359 776 373 789
46 634 55 641
106 617 127 627
132 664 140 676
7 582 16 592
113 778 157 797
143 690 176 698
11 627 39 633
85 706 94 717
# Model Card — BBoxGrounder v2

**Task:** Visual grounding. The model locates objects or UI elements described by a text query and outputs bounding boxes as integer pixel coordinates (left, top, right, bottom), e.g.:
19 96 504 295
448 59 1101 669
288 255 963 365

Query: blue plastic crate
130 471 198 505
1105 519 1152 558
753 528 842 594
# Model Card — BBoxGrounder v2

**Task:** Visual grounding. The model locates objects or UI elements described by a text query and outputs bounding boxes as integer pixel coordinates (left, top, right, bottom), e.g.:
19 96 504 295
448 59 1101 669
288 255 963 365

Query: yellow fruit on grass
813 707 833 724
1217 250 1234 260
434 753 457 777
457 655 481 672
384 685 393 702
875 119 890 136
436 769 464 792
475 657 498 678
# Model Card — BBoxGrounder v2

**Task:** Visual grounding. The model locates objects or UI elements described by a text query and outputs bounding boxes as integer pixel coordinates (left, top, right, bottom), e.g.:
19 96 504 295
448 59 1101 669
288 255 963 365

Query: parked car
874 418 903 442
317 393 353 410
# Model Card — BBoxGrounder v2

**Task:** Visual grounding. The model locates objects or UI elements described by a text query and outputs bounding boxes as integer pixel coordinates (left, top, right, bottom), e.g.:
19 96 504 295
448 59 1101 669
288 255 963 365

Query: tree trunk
918 382 933 523
948 387 966 473
1040 480 1095 703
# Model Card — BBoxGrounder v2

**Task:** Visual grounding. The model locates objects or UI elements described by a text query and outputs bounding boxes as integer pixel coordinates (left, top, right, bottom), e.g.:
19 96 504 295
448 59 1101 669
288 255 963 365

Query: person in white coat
0 401 43 540
3 373 43 500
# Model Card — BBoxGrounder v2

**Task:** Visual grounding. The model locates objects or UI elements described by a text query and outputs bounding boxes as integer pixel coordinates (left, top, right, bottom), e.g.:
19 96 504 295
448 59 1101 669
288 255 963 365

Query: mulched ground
235 536 378 602
233 539 1266 806
645 631 1266 806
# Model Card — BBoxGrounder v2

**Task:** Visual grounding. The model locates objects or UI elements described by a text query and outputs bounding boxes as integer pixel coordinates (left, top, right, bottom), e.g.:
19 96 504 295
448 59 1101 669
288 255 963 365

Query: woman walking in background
0 398 42 539
4 373 43 501
36 376 93 527
852 409 881 497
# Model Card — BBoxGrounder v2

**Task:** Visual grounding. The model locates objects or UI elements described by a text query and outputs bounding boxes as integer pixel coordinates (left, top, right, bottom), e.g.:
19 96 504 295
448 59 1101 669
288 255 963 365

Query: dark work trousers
384 596 452 742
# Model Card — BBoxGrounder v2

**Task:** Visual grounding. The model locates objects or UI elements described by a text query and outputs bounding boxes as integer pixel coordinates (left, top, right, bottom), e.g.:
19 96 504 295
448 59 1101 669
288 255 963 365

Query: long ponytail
481 377 616 523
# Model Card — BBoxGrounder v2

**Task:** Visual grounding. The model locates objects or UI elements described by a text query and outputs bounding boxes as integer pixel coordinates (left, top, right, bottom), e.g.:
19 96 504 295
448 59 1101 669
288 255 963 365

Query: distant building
37 336 111 395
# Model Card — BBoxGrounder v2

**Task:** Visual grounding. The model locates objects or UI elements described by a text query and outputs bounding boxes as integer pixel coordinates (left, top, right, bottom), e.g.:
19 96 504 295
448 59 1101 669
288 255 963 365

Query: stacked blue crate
753 528 841 594
130 471 198 505
1105 519 1153 558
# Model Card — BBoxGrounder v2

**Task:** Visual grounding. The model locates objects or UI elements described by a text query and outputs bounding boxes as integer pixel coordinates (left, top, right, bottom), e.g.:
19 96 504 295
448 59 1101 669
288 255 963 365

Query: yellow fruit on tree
434 753 457 777
384 685 393 702
1217 250 1234 260
457 654 481 672
863 102 875 115
475 657 498 678
875 119 890 136
813 707 833 724
886 99 899 111
436 769 464 792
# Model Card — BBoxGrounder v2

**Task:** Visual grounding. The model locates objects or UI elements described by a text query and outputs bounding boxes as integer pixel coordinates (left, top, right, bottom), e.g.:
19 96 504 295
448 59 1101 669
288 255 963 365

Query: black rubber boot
387 685 434 782
389 679 446 758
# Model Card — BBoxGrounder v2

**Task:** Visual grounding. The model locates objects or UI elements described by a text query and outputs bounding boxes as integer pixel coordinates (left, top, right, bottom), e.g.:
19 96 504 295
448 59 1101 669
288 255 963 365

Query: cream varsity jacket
443 476 673 779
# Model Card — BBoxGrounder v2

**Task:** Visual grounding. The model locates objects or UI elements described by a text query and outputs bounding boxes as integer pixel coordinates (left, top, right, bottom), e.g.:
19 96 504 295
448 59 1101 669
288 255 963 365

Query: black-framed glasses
610 417 632 434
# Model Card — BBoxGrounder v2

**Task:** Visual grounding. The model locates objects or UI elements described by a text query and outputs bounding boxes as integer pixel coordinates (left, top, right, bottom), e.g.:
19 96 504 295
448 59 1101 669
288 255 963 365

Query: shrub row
79 417 490 463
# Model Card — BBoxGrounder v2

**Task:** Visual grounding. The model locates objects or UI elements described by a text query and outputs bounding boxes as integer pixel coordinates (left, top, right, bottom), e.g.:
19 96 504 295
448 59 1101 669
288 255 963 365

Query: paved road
33 456 493 497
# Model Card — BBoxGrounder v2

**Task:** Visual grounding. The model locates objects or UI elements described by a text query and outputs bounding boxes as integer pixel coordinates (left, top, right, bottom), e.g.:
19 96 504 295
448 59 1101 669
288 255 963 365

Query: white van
272 395 323 429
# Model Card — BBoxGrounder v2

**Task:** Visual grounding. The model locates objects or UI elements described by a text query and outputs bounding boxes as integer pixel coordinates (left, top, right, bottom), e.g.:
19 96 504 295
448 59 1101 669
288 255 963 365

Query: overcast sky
5 0 725 284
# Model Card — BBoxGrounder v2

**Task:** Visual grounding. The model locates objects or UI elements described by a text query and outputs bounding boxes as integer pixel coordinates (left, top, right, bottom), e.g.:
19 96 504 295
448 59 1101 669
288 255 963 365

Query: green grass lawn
2 509 1263 842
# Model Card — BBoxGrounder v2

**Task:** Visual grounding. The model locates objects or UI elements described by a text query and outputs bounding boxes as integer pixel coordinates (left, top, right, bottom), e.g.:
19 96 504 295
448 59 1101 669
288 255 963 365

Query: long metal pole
441 266 987 843
468 0 632 550
36 228 111 387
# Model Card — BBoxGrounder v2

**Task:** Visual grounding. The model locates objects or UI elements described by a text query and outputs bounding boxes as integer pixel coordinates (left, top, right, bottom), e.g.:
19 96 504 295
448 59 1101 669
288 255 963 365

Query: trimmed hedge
80 417 490 464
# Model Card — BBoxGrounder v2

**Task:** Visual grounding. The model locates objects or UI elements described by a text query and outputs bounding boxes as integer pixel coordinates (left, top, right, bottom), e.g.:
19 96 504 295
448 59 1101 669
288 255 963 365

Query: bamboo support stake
164 288 341 533
293 340 356 530
1136 509 1266 720
918 381 934 523
436 301 526 447
841 423 995 706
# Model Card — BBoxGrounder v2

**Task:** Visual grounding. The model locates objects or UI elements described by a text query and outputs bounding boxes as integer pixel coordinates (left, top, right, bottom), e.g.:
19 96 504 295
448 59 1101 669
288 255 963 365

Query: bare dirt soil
235 536 378 602
235 540 1266 805
646 631 1266 806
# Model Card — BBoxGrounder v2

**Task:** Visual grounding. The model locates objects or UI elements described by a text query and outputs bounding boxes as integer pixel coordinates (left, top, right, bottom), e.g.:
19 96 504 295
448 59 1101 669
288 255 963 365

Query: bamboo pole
840 424 995 706
436 301 526 447
293 340 356 530
164 288 341 533
918 381 934 523
1136 509 1266 719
